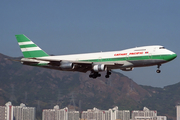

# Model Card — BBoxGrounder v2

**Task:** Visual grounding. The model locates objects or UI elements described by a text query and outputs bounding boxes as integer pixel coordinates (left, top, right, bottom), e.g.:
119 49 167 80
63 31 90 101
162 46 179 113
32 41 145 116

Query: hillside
141 84 180 119
0 53 179 120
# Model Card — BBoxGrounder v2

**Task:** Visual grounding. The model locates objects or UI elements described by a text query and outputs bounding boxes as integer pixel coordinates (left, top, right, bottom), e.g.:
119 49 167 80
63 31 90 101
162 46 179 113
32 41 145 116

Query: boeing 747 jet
15 34 177 78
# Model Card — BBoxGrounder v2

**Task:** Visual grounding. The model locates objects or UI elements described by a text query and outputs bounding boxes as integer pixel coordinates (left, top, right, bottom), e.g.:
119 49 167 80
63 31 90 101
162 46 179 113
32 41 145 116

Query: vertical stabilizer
15 34 49 58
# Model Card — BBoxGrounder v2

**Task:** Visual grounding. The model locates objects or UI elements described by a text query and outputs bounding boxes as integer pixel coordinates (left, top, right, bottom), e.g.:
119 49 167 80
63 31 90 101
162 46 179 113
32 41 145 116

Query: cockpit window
159 47 165 49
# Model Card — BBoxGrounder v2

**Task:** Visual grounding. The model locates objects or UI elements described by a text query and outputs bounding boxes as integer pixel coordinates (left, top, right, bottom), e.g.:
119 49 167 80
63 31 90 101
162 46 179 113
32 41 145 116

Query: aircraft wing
48 60 124 72
20 58 93 72
20 57 125 73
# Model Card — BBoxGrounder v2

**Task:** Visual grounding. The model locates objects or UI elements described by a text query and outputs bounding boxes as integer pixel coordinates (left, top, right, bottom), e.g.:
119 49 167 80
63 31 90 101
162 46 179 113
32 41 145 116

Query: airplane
15 34 177 78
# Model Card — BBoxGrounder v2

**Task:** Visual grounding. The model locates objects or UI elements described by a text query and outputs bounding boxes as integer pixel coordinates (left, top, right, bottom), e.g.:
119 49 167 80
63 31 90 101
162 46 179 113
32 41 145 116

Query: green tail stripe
15 34 49 58
22 51 49 58
20 44 37 48
15 34 31 42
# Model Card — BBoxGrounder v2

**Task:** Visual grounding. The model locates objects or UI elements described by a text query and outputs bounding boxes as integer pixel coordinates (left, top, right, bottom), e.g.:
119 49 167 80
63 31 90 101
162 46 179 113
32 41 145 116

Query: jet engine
59 62 74 70
121 67 134 71
93 64 106 72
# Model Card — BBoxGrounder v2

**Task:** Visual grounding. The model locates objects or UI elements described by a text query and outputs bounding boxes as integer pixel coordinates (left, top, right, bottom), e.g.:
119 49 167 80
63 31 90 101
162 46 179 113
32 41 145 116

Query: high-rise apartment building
0 106 6 120
42 106 70 120
43 109 56 120
116 110 130 120
68 111 79 120
176 104 180 120
22 107 36 120
132 107 157 120
1 102 35 120
5 102 13 120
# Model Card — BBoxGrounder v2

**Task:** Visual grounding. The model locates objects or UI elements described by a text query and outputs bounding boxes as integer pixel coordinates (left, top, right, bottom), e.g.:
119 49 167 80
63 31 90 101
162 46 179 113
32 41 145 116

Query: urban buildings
41 100 180 120
0 102 171 120
42 106 168 120
0 101 35 120
81 106 130 120
132 107 166 120
42 106 79 120
43 106 167 120
42 106 130 120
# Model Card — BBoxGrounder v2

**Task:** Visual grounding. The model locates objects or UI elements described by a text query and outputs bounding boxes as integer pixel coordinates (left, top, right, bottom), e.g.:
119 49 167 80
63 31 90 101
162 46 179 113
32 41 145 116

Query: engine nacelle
93 64 106 72
59 63 74 70
121 67 134 71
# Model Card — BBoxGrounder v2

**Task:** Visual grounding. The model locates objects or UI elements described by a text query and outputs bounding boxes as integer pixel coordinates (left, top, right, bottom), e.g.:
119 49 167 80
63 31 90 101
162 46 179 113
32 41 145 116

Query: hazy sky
1 1 180 87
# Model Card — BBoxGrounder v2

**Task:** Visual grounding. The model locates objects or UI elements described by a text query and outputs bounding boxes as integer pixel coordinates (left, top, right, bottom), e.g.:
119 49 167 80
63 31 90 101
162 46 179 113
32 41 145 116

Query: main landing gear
89 72 101 78
105 71 111 78
156 64 161 73
89 70 111 79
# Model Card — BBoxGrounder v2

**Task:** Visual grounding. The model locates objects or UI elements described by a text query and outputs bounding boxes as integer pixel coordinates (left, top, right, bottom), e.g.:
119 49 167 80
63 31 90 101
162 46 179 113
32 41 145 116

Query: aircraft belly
129 59 167 67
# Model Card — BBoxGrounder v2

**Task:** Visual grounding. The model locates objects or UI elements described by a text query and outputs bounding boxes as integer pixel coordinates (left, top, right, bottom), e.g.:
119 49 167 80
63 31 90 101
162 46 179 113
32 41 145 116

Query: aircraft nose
168 53 177 61
173 53 177 59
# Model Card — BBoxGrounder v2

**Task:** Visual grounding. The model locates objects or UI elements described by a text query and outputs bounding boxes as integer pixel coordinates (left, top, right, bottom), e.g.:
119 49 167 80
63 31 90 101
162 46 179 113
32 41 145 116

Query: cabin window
159 47 165 49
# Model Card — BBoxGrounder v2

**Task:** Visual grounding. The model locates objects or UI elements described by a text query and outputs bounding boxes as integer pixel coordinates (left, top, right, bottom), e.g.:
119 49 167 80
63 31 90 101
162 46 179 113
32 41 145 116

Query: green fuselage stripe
15 35 30 42
81 54 176 62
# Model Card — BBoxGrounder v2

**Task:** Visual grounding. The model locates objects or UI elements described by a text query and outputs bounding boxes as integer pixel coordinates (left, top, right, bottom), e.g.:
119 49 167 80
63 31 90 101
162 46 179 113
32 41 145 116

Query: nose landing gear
156 64 161 73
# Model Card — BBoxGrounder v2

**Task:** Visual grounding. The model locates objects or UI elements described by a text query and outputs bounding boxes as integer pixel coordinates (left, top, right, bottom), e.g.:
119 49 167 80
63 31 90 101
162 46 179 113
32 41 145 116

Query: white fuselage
39 45 175 62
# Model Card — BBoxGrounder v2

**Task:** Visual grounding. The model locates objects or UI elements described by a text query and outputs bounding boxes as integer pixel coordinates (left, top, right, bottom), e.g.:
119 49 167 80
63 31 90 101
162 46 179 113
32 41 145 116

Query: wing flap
41 59 93 72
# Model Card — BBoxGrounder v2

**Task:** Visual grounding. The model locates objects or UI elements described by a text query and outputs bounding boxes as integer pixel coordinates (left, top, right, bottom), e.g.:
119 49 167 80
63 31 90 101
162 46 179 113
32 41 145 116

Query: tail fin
15 34 49 58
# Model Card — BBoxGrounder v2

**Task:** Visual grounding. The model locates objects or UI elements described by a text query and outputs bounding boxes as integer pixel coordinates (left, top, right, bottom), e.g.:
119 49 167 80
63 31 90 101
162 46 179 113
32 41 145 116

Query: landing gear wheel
107 71 111 75
156 64 161 73
97 74 101 77
105 70 111 78
89 72 101 78
156 70 161 73
92 76 97 79
89 75 92 78
105 75 109 78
